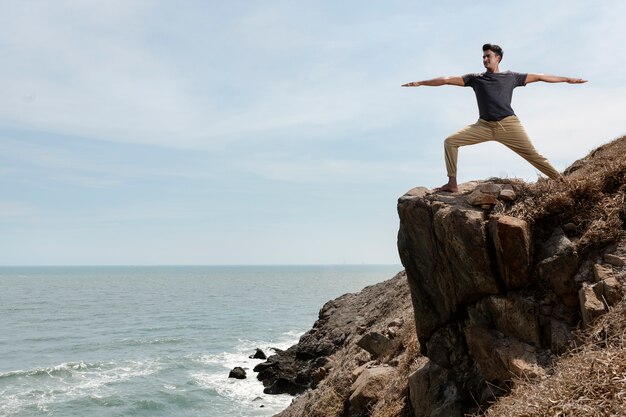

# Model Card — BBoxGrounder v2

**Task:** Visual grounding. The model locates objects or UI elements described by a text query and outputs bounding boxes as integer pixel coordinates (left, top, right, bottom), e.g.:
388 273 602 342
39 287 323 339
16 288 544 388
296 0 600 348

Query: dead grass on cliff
496 135 626 251
369 315 420 417
482 300 626 417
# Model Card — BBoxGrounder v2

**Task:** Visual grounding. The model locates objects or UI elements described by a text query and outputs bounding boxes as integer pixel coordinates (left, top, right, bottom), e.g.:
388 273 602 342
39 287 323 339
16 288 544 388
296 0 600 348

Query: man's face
482 50 500 71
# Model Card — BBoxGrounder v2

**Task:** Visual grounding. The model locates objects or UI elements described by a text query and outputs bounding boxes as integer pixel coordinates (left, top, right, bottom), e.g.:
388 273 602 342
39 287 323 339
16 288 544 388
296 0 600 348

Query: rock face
397 182 624 416
255 272 409 397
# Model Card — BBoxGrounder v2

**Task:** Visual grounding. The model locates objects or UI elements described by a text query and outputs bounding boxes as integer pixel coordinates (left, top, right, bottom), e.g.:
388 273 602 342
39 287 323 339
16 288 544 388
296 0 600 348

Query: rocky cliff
397 136 626 416
264 136 626 417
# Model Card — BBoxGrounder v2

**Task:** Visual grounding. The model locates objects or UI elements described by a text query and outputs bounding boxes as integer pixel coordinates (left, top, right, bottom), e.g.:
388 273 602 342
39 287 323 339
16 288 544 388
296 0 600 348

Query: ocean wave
187 330 302 414
0 359 162 415
0 361 90 379
195 329 303 369
119 337 186 346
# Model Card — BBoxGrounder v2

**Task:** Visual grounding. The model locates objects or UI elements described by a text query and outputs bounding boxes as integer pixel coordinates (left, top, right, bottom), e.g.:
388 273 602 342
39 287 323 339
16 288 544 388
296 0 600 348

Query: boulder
467 189 498 206
579 283 607 327
588 263 623 305
356 332 394 357
229 367 246 379
348 366 395 416
498 185 517 202
250 348 267 359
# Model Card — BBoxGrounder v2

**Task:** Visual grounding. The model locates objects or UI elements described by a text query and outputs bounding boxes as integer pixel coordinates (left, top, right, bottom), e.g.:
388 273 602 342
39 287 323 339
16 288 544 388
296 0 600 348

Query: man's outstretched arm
402 76 464 87
525 74 587 84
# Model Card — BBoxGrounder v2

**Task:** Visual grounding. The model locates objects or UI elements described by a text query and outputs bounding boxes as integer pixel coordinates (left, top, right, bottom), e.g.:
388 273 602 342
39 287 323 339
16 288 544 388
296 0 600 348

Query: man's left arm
525 73 587 84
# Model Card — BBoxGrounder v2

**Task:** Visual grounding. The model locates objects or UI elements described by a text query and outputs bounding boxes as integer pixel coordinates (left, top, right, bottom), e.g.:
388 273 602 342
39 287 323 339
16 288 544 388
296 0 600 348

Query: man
402 43 587 192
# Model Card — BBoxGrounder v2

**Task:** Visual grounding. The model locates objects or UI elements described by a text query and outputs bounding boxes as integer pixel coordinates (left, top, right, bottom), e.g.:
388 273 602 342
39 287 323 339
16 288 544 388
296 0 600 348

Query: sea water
0 265 400 417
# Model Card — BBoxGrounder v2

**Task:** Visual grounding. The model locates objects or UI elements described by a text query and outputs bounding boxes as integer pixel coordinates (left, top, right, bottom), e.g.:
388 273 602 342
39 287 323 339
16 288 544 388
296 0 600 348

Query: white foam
191 370 293 414
189 329 304 414
0 359 162 415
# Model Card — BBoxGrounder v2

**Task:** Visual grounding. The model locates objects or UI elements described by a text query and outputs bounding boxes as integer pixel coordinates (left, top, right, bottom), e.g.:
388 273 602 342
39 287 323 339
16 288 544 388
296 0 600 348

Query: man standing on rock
402 43 587 192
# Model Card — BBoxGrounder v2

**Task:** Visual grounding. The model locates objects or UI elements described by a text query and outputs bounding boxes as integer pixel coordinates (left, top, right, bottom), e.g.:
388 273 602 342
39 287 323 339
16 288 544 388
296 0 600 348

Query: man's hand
402 82 421 87
566 78 587 84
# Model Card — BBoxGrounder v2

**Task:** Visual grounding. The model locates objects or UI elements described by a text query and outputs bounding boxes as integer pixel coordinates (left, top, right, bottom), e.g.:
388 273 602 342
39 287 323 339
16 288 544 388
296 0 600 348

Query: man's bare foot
436 183 458 193
435 176 458 193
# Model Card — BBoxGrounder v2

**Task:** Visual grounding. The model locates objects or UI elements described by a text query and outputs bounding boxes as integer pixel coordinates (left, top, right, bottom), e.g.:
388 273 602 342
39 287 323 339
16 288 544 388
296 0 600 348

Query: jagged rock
264 377 308 395
465 325 545 382
489 215 532 289
348 366 395 416
498 185 517 202
579 283 607 327
478 183 502 193
604 253 625 267
250 348 267 359
229 367 247 379
593 278 622 307
591 264 623 306
537 232 579 306
466 187 499 206
357 332 394 357
408 358 462 417
257 272 410 399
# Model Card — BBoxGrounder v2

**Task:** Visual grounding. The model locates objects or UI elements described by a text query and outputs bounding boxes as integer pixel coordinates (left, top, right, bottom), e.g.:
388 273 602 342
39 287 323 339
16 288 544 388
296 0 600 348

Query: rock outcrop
397 181 625 416
255 272 412 399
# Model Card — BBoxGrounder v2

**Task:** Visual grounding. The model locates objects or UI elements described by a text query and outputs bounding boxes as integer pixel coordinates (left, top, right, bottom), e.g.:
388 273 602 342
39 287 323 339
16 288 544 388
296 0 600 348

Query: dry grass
369 315 420 417
494 135 626 252
482 301 626 417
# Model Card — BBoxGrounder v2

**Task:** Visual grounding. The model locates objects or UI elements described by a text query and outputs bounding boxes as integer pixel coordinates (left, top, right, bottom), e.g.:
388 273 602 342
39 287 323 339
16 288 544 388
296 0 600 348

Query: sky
1 1 625 266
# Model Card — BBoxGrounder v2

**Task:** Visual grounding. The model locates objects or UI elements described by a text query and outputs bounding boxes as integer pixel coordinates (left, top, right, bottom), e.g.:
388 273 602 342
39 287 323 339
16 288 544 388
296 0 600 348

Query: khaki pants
444 115 561 179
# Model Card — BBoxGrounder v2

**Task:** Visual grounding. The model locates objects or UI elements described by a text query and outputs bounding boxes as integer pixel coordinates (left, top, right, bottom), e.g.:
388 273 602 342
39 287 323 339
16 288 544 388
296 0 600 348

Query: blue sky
1 1 625 265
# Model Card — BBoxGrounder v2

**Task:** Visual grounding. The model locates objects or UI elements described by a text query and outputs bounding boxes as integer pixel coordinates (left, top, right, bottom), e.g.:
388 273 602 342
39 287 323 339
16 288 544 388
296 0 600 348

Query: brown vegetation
496 135 626 251
483 300 626 417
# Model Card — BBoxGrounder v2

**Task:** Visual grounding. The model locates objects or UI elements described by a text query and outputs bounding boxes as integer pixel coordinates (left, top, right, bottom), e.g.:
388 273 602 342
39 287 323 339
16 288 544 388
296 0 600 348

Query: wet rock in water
229 366 247 379
249 348 267 359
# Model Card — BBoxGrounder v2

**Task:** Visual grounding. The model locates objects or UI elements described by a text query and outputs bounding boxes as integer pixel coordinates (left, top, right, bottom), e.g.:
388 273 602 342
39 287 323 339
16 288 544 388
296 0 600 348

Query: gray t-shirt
462 71 527 121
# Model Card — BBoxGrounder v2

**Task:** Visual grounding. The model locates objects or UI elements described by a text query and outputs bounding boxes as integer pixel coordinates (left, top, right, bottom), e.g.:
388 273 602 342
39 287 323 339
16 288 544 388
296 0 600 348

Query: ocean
0 265 400 417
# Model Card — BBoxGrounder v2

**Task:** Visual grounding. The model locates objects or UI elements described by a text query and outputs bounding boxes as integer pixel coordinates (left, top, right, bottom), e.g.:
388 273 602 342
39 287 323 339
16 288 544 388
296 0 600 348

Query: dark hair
483 43 503 62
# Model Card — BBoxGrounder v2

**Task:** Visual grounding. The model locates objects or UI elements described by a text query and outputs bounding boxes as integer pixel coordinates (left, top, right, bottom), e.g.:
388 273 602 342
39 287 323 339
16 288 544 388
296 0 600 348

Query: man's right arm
402 76 464 87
